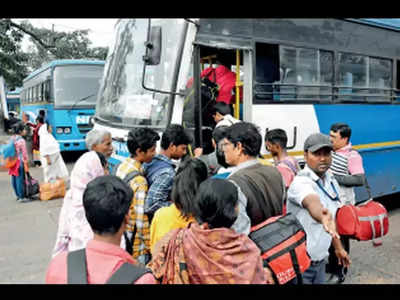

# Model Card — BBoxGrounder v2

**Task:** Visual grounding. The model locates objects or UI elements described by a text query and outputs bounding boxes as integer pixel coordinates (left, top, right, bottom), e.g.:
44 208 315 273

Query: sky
12 18 118 50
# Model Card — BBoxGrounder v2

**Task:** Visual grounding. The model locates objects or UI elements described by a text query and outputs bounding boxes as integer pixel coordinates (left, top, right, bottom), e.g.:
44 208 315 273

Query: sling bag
67 248 151 284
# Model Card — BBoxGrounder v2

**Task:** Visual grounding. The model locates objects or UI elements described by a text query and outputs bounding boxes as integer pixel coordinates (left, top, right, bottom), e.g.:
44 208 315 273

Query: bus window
369 57 392 101
337 53 367 101
337 53 392 102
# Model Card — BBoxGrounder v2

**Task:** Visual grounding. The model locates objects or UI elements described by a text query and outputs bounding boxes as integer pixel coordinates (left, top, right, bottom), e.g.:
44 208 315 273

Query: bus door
185 45 248 150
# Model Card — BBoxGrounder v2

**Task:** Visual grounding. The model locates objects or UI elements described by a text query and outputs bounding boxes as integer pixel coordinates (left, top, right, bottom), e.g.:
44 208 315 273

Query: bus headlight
56 127 64 134
64 127 71 134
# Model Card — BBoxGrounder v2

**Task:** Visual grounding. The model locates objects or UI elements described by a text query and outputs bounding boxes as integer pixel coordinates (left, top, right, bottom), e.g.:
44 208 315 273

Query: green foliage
0 19 109 90
0 19 29 90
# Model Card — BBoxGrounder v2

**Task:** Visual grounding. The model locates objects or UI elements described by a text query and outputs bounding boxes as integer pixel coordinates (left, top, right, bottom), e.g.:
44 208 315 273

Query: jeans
291 259 327 284
11 163 25 199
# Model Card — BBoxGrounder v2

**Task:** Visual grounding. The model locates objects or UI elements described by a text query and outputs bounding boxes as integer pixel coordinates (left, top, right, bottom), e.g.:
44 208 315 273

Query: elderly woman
147 178 267 284
39 122 69 183
51 151 110 258
85 128 113 158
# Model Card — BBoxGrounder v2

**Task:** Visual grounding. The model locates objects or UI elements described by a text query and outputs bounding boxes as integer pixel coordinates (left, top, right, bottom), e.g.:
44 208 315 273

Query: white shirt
287 165 342 261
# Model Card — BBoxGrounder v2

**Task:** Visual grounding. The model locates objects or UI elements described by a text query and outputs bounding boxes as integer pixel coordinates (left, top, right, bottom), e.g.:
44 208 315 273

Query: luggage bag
249 213 311 285
39 178 66 201
336 199 389 241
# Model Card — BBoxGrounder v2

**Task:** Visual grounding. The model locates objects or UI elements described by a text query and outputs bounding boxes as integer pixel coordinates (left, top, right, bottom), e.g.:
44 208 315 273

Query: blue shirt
287 165 342 261
143 154 176 215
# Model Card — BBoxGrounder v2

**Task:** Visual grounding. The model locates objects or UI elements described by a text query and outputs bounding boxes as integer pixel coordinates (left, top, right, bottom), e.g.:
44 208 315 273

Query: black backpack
183 69 219 128
67 248 151 284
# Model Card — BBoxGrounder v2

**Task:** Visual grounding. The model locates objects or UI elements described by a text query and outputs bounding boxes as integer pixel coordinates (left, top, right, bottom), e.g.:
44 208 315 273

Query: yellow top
258 157 273 166
150 203 195 253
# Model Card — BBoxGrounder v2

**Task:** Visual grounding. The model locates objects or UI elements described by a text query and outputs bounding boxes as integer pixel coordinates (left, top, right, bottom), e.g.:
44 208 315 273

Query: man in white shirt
287 133 351 284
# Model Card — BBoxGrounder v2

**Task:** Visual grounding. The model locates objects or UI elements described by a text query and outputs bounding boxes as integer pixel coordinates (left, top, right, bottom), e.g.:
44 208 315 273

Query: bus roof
347 18 400 31
23 59 105 82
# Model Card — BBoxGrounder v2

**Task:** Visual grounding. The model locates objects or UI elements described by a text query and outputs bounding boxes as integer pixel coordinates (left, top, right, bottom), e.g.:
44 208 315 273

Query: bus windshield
96 18 186 127
53 64 104 108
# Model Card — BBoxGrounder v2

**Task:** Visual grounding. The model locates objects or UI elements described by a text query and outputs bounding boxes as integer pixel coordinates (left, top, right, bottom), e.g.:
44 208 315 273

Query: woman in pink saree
51 151 108 258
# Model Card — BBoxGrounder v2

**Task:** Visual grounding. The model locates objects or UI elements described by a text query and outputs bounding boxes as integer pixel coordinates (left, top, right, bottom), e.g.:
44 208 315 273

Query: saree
148 223 266 284
52 151 105 257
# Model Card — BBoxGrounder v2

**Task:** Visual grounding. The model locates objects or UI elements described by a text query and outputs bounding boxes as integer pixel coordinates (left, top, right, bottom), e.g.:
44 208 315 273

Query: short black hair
127 128 160 157
225 122 262 157
83 175 133 235
160 124 192 150
193 178 238 229
36 116 44 124
12 121 25 134
330 123 351 140
171 158 208 219
212 126 229 144
211 102 233 116
265 128 288 149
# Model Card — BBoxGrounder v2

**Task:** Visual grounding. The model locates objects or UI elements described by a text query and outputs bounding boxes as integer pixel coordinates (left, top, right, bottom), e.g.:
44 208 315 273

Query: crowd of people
34 101 370 284
4 59 368 284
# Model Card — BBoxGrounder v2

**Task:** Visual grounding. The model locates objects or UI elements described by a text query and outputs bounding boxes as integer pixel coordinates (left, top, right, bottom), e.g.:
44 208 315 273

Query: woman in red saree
147 178 267 284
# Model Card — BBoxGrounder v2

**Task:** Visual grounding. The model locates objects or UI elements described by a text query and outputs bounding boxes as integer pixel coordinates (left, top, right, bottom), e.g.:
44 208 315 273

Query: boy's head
127 128 160 163
83 175 133 236
161 124 192 159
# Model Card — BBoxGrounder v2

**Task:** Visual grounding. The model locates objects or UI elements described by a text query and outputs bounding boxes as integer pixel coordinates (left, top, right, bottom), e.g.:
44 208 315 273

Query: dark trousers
326 235 350 277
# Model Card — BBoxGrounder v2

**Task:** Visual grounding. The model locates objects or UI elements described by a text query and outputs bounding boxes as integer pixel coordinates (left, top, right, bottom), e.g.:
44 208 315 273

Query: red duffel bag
336 199 389 241
249 213 311 285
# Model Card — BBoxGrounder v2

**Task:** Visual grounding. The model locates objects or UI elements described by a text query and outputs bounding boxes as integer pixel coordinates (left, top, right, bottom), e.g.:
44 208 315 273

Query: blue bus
6 87 21 114
21 59 105 152
93 19 400 202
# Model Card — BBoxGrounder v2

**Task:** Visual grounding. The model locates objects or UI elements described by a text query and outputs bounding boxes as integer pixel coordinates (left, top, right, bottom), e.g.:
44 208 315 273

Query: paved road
0 148 399 284
0 151 74 284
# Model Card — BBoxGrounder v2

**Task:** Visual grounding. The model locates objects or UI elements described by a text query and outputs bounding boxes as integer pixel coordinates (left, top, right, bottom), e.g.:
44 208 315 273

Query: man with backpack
114 128 160 266
143 124 192 224
45 175 157 284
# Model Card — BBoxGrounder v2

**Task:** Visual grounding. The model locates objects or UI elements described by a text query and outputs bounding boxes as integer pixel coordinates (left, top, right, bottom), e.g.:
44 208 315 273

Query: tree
0 19 109 89
20 20 108 71
0 19 29 90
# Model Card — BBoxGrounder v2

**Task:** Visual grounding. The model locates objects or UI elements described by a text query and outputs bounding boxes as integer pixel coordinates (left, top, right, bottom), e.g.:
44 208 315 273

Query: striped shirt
331 151 349 176
116 158 151 262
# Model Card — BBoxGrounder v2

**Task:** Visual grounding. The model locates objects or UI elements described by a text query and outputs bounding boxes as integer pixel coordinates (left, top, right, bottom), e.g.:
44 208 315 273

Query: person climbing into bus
212 102 240 128
201 52 243 105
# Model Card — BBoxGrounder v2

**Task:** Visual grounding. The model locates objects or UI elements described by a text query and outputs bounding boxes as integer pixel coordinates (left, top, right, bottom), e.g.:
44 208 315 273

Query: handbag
249 213 311 285
336 199 389 241
25 172 40 198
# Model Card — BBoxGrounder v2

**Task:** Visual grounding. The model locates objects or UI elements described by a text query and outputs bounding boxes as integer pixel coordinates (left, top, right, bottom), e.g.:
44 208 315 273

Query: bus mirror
143 26 162 66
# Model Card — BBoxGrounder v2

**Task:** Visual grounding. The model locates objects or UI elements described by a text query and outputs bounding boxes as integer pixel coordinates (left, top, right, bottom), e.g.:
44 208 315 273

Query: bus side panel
314 104 400 200
252 104 320 157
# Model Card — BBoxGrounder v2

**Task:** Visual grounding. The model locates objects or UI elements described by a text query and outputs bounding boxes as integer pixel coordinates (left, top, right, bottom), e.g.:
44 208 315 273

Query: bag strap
106 263 151 284
67 248 88 284
280 158 298 175
123 170 141 185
